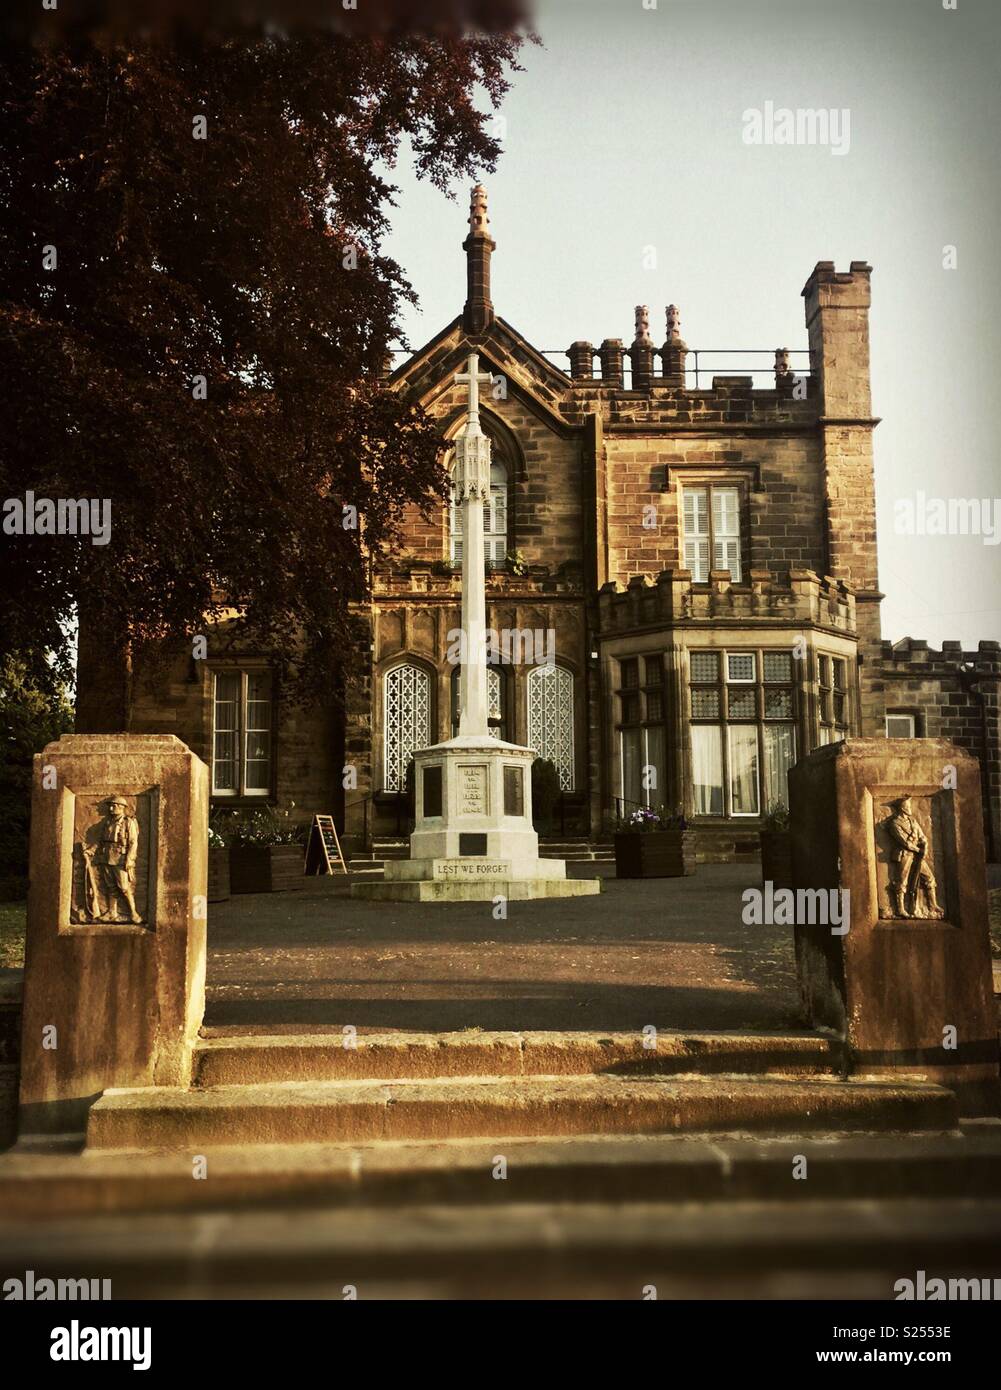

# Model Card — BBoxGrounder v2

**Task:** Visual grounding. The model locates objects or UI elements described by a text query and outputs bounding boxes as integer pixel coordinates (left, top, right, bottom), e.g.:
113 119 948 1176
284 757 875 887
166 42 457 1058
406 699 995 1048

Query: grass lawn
0 901 26 970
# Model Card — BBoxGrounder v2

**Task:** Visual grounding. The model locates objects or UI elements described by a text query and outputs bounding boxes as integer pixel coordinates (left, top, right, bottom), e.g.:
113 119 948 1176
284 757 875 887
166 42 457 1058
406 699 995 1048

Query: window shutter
451 498 462 564
712 488 741 581
682 489 709 582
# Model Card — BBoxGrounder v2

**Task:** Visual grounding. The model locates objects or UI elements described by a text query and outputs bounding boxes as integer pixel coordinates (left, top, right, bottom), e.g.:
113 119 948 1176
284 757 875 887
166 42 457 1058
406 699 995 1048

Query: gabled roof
388 314 577 436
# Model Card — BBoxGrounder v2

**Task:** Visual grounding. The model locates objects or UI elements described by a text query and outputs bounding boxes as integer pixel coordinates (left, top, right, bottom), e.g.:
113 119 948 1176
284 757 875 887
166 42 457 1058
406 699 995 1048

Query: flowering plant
219 805 305 847
622 805 689 833
208 827 227 850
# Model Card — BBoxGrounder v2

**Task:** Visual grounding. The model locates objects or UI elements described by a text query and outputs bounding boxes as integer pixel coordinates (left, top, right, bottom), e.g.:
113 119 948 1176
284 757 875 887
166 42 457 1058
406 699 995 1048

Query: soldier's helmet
107 796 129 811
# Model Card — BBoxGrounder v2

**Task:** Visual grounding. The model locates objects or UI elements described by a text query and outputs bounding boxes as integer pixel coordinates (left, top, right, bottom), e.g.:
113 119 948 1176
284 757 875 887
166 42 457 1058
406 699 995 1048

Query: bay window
818 654 849 745
688 648 797 817
616 654 667 808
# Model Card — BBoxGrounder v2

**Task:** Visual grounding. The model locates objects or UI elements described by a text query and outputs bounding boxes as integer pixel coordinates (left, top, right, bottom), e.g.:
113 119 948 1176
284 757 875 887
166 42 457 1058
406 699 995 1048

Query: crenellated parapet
597 567 856 635
374 558 586 600
878 637 1001 674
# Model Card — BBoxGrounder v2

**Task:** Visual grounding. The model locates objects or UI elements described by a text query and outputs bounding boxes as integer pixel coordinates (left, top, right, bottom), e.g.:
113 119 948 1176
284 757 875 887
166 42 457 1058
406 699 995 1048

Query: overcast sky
381 0 1001 649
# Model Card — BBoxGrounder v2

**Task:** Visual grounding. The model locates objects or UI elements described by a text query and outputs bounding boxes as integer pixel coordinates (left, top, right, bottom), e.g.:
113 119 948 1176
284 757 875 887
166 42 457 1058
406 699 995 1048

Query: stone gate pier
18 735 208 1136
790 738 999 1116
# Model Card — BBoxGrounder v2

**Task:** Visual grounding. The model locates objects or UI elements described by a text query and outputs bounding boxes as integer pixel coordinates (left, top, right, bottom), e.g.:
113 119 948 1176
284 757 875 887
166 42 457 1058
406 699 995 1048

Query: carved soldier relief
876 793 945 921
71 793 151 925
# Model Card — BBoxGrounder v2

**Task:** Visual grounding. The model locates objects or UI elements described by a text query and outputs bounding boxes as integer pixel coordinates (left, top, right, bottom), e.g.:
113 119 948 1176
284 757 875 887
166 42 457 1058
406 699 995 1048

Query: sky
381 0 1001 649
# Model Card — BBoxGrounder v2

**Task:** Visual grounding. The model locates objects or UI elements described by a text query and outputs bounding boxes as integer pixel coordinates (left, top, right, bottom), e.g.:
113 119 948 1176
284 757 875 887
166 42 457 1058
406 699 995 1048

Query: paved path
205 864 803 1037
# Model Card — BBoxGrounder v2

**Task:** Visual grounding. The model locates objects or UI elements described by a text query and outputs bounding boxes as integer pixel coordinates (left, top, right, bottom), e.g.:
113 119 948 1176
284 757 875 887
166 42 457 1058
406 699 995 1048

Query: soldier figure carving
884 794 944 920
78 795 142 924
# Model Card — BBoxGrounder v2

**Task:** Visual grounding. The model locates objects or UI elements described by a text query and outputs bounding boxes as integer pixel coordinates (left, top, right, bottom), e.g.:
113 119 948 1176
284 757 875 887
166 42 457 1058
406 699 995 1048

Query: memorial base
351 874 601 903
350 736 601 902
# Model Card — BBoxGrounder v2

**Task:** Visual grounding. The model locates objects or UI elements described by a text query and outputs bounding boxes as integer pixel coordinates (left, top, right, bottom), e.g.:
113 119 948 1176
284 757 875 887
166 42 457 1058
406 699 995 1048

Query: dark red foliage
0 16 526 703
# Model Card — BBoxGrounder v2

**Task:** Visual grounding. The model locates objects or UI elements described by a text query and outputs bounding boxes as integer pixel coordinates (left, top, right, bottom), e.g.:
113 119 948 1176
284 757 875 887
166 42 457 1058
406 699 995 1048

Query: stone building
80 187 1000 859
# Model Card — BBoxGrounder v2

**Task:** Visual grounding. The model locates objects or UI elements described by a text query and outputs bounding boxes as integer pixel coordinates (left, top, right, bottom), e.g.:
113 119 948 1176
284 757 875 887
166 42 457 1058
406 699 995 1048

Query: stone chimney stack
568 341 595 379
462 183 496 336
660 304 687 383
598 338 624 387
630 305 655 389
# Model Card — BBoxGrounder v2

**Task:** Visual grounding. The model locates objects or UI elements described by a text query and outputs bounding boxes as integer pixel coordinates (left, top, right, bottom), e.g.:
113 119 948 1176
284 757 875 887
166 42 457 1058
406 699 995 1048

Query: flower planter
207 846 230 903
759 829 793 890
230 844 304 894
614 830 697 878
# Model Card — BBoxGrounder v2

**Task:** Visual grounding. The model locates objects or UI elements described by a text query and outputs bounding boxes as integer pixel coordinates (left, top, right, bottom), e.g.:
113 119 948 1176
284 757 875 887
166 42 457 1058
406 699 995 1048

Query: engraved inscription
503 764 524 817
433 860 509 879
458 764 488 815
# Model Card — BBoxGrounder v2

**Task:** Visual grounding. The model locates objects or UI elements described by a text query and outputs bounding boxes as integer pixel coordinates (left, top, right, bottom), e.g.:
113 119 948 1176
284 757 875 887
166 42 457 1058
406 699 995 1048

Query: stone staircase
4 1029 971 1203
4 1027 999 1295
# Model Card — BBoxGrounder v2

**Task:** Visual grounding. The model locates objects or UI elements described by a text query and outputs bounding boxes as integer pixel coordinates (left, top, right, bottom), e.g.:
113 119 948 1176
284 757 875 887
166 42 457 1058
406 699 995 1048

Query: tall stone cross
453 352 495 738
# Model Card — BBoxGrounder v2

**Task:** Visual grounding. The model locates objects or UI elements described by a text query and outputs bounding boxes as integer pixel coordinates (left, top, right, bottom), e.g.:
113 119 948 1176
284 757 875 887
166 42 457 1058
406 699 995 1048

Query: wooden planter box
230 843 304 894
614 830 697 878
207 847 230 903
760 829 793 890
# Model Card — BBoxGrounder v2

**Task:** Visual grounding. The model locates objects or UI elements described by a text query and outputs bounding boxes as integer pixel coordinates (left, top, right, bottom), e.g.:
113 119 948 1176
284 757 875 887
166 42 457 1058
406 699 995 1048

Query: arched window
450 665 506 740
450 458 508 567
527 665 575 791
383 663 431 792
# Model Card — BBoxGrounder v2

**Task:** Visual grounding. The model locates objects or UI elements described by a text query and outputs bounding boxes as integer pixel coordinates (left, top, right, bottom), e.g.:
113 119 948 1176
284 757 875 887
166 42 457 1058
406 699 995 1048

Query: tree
0 657 74 897
0 10 528 720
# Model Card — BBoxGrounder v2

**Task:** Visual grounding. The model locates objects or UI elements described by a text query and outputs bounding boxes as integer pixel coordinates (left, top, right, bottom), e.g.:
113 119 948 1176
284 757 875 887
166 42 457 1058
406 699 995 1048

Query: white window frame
211 669 273 798
886 713 917 738
682 485 742 583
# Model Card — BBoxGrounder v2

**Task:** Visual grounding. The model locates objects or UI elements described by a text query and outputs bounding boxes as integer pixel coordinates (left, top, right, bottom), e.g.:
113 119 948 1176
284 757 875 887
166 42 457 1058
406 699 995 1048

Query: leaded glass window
384 663 431 792
527 664 575 791
688 647 796 816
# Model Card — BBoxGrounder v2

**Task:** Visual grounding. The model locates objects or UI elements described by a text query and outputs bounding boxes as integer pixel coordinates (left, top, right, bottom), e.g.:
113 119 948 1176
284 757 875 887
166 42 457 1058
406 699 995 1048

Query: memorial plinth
355 735 599 902
18 734 208 1135
789 738 999 1115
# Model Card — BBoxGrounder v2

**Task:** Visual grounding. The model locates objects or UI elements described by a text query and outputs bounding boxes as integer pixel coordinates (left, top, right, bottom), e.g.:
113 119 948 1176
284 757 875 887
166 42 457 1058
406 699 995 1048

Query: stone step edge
192 1029 844 1084
3 1200 1001 1285
84 1076 959 1150
4 1130 995 1222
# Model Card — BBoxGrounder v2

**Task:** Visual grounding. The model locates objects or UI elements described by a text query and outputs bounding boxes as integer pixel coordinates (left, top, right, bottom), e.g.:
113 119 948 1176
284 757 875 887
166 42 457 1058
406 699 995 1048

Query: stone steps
84 1074 957 1151
4 1196 1000 1298
3 1129 998 1222
192 1029 843 1087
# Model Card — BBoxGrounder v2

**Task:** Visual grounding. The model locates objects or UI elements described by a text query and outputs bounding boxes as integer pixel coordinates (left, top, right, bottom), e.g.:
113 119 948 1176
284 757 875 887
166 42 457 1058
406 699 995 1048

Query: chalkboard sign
305 814 348 876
